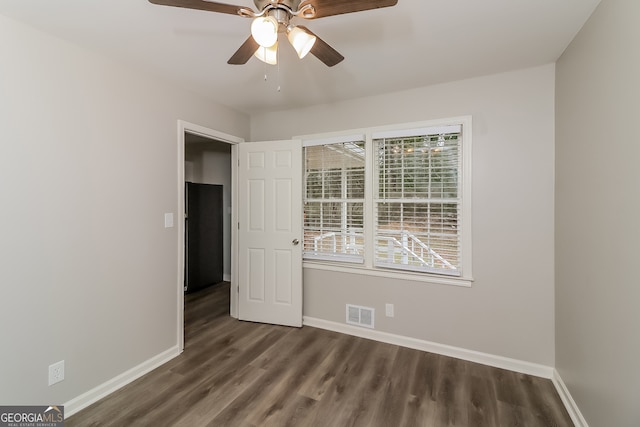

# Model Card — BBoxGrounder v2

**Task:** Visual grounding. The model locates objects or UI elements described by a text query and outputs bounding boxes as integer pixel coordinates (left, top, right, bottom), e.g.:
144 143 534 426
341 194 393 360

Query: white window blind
373 127 462 275
303 138 365 263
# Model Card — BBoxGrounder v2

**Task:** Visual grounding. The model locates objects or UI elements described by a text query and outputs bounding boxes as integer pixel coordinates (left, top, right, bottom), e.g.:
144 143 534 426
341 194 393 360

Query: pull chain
277 45 281 92
259 45 281 93
263 47 268 81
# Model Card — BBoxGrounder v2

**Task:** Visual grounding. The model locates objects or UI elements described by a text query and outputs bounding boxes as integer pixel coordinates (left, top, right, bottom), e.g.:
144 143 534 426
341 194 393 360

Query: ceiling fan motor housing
253 0 302 13
269 8 292 29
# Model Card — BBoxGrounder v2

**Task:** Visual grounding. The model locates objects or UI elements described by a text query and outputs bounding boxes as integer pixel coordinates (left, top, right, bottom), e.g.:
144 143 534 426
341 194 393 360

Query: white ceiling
0 0 600 115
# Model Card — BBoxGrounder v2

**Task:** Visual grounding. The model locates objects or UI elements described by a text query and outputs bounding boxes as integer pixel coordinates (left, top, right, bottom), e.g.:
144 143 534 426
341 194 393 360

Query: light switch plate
164 213 174 228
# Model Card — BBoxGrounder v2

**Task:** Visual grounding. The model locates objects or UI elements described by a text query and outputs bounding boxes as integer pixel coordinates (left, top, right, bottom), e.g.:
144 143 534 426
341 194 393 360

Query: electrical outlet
48 360 65 386
385 303 394 318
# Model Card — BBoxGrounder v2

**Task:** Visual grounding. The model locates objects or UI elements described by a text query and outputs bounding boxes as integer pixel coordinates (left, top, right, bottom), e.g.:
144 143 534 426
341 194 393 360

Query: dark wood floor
67 282 573 426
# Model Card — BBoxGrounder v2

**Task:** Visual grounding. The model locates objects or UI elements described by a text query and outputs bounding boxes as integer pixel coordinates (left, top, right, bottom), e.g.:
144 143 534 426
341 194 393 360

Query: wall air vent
346 304 375 329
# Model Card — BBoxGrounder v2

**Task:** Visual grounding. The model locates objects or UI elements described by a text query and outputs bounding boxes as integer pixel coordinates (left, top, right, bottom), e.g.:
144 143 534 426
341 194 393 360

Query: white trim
373 260 461 277
552 369 589 427
302 316 553 378
177 123 185 351
177 121 244 340
64 346 181 418
181 121 243 145
303 261 473 287
302 133 365 147
230 144 239 319
372 124 461 139
459 119 473 281
303 253 364 264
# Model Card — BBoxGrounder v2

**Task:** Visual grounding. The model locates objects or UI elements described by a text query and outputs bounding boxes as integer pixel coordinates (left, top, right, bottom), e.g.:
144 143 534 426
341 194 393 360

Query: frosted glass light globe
251 16 279 48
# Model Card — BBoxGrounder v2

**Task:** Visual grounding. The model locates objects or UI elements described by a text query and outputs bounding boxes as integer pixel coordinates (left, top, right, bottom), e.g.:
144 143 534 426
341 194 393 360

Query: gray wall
0 14 249 406
252 64 557 366
555 0 640 426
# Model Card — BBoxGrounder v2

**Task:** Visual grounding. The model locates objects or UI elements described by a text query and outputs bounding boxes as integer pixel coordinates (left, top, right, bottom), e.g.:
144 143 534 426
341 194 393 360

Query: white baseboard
303 316 554 379
552 369 589 427
64 345 182 418
223 273 231 282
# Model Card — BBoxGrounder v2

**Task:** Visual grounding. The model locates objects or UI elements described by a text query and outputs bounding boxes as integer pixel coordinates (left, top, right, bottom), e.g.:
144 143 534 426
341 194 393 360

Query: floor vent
346 304 375 329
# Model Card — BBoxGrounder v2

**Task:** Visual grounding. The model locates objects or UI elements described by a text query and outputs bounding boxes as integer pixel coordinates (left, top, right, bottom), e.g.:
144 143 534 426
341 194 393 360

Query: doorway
177 121 243 352
185 136 228 292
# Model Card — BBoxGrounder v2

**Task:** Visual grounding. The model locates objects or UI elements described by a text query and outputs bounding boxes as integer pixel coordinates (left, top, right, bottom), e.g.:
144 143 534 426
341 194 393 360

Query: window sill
303 260 474 288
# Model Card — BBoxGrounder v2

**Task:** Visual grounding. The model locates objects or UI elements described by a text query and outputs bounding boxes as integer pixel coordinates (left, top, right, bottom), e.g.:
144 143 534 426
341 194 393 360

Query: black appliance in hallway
185 182 223 293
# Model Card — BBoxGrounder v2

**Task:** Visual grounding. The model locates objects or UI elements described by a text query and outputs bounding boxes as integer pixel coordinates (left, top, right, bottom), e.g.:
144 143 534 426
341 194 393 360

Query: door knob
292 239 300 245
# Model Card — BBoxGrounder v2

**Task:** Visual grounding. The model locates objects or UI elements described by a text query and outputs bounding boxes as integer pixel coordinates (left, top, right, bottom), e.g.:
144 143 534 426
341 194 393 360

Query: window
303 135 366 263
373 125 461 275
301 118 472 284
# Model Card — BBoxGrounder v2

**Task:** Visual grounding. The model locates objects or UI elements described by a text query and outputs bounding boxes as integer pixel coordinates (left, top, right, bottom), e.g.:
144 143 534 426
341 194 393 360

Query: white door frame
177 120 243 352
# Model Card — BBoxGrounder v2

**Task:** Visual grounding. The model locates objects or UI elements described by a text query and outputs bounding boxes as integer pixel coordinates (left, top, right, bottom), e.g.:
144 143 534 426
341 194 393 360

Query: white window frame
297 116 473 287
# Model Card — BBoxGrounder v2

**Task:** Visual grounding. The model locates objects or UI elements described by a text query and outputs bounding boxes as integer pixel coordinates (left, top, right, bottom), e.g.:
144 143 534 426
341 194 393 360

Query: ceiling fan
148 0 398 67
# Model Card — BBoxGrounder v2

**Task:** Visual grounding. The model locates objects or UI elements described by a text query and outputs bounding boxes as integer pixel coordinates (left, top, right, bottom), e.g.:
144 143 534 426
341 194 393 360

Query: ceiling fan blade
148 0 247 16
227 36 260 65
300 0 398 19
297 26 344 67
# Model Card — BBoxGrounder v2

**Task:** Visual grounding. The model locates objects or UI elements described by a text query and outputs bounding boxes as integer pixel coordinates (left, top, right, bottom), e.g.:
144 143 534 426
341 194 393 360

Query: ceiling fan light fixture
254 42 278 65
251 16 279 47
287 26 316 59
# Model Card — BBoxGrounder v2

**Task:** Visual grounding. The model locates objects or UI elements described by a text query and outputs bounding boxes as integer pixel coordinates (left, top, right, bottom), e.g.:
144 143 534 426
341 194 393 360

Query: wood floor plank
467 374 499 427
496 400 538 427
205 327 328 426
66 282 574 427
171 363 269 426
167 319 262 376
521 374 574 427
301 337 378 426
296 331 353 401
463 361 499 427
269 394 318 427
401 349 441 426
244 329 337 426
303 338 401 427
65 368 185 427
373 346 418 424
348 341 399 427
433 356 472 426
499 370 536 408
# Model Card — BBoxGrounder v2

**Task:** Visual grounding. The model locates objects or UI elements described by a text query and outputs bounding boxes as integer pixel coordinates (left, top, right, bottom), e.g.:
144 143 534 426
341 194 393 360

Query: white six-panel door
238 140 302 327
